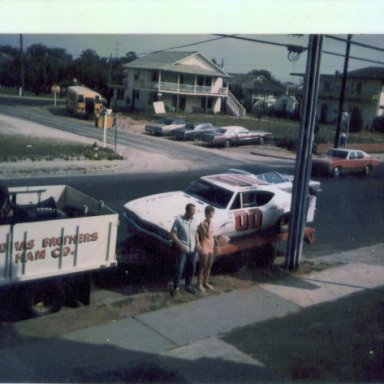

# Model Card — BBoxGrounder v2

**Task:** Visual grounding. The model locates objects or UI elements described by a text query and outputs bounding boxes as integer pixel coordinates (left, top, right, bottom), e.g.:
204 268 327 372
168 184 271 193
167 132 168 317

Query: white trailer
0 184 118 317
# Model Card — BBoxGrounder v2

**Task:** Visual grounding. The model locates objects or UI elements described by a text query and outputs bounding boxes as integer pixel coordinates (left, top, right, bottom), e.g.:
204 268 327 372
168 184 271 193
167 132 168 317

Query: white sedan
144 117 187 136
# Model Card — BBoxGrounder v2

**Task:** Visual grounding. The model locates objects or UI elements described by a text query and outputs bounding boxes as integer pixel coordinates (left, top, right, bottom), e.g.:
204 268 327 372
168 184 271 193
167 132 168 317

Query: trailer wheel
25 282 65 317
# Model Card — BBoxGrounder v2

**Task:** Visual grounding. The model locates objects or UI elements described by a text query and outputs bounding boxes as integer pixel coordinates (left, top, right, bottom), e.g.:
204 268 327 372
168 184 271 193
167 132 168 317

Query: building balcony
134 80 228 97
319 91 376 103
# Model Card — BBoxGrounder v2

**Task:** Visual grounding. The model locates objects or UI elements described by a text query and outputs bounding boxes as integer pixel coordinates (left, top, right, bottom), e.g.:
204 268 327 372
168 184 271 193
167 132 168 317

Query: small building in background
318 66 384 129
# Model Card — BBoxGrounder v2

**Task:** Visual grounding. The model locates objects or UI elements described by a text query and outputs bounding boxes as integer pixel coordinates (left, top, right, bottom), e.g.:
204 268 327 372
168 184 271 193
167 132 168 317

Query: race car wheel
24 281 65 317
331 166 341 177
258 137 264 145
363 165 371 177
224 140 231 148
278 213 291 233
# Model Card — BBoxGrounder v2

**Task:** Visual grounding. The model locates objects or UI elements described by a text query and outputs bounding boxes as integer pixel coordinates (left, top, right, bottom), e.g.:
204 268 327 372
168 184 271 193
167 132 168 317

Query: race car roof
202 173 268 189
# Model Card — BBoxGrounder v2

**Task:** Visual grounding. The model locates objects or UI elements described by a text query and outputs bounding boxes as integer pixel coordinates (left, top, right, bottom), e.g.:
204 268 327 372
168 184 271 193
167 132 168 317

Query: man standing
170 203 200 296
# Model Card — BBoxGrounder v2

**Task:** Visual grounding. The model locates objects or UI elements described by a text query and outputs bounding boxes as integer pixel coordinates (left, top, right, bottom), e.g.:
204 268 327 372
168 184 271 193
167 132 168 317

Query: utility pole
334 34 352 148
19 34 25 96
286 35 323 271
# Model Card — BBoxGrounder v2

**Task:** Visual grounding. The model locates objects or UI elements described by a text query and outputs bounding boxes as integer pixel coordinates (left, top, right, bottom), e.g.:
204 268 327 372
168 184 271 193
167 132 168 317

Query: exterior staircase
226 90 246 117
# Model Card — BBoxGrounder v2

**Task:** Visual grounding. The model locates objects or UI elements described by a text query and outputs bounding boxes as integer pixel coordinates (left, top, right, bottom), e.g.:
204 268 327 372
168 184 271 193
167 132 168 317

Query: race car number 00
235 209 262 231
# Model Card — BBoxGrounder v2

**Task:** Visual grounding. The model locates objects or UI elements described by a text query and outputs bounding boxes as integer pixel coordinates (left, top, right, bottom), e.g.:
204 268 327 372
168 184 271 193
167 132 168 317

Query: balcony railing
153 81 228 96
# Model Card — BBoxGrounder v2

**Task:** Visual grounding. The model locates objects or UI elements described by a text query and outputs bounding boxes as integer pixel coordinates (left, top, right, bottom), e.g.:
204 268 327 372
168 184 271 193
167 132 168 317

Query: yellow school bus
66 85 104 117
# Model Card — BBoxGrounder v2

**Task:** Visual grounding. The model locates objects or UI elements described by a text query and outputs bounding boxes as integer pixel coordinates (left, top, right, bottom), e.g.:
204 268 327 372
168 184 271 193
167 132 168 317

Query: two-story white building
318 66 384 129
112 51 245 117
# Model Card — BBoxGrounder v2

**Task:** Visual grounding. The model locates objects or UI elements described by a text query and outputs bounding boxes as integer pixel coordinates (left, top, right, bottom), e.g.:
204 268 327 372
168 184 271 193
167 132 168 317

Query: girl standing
197 205 216 292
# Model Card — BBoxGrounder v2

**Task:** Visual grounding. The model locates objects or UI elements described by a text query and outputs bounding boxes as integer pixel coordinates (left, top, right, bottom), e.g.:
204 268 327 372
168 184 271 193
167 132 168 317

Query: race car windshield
186 180 233 209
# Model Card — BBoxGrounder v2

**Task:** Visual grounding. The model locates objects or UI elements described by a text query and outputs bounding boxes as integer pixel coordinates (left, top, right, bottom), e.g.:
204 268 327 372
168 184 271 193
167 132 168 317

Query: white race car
123 170 320 249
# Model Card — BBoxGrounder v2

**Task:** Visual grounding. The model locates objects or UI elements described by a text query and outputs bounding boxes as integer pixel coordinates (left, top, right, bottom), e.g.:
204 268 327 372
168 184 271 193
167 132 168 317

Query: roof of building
347 66 384 79
230 73 285 93
320 66 384 80
124 51 231 78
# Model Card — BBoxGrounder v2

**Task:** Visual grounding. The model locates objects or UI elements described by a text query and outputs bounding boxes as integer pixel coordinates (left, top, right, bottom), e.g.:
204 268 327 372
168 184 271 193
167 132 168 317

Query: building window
323 80 331 92
117 89 124 100
132 90 140 99
134 72 139 81
151 71 159 82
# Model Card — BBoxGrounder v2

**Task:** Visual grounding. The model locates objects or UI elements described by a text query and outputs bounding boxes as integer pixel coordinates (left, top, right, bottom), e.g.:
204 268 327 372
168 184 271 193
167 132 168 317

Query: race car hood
123 191 206 232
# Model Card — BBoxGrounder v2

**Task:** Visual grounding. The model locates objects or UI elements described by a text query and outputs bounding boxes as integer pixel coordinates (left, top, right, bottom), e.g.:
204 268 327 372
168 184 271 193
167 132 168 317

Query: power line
325 34 384 53
323 50 384 66
140 36 228 55
215 34 307 52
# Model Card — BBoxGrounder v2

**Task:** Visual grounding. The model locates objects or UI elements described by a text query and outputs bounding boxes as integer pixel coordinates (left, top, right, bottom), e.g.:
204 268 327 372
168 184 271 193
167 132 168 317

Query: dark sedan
170 122 217 140
201 126 273 148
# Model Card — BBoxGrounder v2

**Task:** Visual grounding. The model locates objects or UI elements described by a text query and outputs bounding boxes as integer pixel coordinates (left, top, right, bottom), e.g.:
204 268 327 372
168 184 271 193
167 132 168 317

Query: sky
1 1 384 83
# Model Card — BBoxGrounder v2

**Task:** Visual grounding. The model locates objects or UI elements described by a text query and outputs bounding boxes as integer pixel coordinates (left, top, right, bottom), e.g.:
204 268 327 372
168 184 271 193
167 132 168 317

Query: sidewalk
1 243 383 383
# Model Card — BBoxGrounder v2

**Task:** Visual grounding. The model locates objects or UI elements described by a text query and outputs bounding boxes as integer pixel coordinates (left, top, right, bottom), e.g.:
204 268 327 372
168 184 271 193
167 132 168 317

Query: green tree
73 49 109 96
24 44 73 95
0 45 20 87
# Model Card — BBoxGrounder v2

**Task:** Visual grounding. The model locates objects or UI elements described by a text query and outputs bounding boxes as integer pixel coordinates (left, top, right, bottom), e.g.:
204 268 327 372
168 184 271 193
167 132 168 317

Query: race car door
231 190 281 235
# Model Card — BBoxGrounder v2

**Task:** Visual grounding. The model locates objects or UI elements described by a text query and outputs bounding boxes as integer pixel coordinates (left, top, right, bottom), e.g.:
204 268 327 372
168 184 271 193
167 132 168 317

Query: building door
179 96 186 111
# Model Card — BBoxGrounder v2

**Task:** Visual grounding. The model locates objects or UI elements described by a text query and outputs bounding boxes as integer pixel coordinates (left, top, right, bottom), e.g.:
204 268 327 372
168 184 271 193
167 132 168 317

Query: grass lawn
0 135 123 162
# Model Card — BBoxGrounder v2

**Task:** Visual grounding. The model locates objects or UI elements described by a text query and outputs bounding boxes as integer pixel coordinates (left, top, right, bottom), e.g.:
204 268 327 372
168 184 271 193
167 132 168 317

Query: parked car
311 148 381 177
145 117 187 136
123 170 319 250
170 122 217 141
201 126 272 148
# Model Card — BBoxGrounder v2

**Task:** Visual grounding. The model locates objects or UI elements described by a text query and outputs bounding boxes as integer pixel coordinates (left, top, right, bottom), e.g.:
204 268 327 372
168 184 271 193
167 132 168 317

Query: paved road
0 94 293 172
1 94 382 256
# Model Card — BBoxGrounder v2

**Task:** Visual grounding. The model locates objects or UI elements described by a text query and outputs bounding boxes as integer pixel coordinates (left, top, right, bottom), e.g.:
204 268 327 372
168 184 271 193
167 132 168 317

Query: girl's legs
197 253 207 292
203 252 215 289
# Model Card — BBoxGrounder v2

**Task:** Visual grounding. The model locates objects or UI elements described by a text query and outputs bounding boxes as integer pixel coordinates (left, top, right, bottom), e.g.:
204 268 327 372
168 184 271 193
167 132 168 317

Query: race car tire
224 140 231 148
278 213 291 233
248 244 277 269
258 137 264 145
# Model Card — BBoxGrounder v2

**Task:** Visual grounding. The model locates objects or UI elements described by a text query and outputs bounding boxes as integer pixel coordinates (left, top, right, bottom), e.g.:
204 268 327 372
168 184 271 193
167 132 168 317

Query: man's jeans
173 250 197 289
